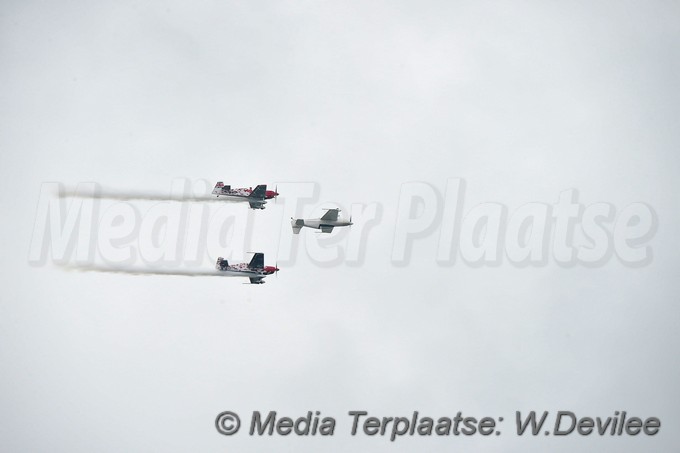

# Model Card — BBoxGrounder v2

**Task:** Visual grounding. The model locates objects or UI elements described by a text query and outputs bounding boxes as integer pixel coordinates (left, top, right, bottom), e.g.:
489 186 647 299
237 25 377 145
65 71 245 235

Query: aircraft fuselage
299 219 353 229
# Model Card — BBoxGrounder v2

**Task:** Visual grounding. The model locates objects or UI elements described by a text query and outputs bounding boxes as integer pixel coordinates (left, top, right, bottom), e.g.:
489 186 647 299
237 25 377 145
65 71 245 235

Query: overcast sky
1 0 679 451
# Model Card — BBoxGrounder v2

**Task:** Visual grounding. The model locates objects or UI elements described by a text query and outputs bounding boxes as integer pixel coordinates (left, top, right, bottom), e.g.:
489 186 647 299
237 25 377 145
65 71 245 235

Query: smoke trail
62 264 226 277
57 189 238 203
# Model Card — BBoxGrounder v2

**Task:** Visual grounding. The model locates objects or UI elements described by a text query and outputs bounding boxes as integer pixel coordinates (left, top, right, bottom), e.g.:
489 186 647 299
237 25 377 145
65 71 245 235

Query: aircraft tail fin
215 257 228 270
291 218 304 234
212 182 230 195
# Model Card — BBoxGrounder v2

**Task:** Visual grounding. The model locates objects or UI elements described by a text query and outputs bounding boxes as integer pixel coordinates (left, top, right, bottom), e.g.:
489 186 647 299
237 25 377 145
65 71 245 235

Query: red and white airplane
211 182 279 209
215 253 278 284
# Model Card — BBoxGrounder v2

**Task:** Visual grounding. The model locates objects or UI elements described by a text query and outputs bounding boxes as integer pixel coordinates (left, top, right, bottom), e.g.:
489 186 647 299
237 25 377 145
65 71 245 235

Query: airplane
215 252 279 284
291 208 353 234
211 182 279 209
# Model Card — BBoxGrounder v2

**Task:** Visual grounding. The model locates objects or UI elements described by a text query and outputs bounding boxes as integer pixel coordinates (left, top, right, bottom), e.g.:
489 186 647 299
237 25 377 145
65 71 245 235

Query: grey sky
1 0 679 451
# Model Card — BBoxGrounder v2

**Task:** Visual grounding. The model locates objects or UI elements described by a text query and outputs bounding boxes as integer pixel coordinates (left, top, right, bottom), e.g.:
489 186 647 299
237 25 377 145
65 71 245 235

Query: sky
1 0 679 451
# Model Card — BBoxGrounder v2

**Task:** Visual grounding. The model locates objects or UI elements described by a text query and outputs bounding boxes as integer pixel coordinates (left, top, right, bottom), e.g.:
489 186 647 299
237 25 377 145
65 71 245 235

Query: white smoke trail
57 189 237 203
62 264 226 277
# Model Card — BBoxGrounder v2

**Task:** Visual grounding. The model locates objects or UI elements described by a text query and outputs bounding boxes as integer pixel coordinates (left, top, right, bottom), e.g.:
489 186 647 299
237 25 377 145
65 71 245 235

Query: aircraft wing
320 208 339 221
249 184 267 199
249 277 264 284
248 253 264 270
320 226 335 233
